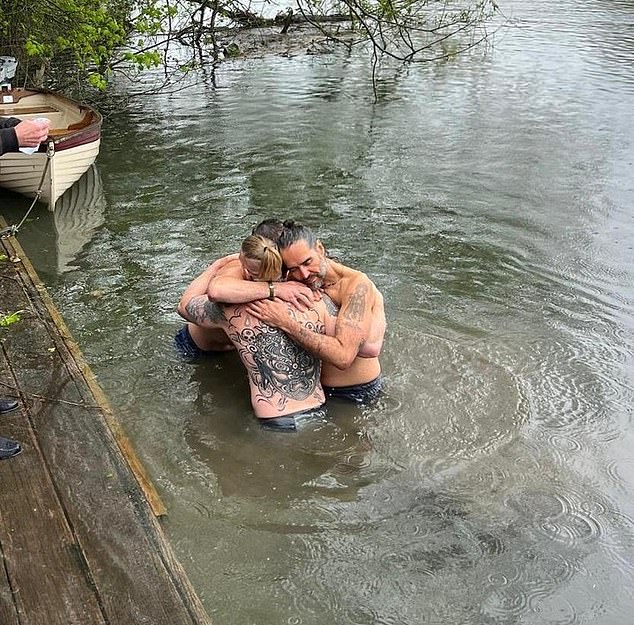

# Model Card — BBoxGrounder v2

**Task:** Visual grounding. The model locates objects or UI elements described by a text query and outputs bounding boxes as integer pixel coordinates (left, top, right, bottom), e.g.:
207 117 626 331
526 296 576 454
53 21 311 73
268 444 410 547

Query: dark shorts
323 376 383 405
175 325 218 359
258 405 328 432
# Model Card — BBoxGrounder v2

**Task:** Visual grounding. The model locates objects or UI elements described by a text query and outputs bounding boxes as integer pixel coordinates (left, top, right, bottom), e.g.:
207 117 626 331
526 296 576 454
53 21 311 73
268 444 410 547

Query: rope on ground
0 140 54 239
0 382 100 408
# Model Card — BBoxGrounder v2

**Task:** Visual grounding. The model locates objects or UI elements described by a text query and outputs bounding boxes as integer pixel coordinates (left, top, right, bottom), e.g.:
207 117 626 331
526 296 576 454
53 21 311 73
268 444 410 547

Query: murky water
2 0 634 623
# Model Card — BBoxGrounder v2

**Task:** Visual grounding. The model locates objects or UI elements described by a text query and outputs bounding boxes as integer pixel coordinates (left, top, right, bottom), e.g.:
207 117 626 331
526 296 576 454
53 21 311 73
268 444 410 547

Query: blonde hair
241 235 282 282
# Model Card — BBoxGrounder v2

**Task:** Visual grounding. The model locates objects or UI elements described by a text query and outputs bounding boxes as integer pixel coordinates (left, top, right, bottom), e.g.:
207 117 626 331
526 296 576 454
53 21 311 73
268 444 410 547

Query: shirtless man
178 235 331 431
213 220 385 404
248 220 385 404
206 219 317 309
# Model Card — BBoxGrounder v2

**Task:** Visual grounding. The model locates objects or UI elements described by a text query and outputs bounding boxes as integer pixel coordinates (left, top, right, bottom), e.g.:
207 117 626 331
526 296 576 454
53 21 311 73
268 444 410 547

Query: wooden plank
0 544 19 625
1 264 105 624
0 226 165 516
0 363 107 625
0 105 59 116
0 227 212 625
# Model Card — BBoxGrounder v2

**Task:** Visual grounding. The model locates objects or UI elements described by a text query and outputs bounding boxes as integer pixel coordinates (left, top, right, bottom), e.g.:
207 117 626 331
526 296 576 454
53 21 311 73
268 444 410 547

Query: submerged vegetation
0 0 498 94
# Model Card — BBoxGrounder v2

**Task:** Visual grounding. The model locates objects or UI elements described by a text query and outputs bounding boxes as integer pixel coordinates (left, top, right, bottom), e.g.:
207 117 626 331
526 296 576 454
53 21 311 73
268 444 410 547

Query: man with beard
247 220 385 404
175 219 316 358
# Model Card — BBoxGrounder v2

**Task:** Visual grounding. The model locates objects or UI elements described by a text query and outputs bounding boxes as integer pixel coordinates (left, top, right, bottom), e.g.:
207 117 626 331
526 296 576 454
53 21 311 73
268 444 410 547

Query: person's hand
246 299 292 329
272 281 320 311
14 118 50 147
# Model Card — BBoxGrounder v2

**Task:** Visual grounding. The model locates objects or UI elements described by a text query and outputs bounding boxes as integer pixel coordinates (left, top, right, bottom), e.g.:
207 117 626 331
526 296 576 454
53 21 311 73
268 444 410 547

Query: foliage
0 0 499 93
298 0 498 64
0 0 173 92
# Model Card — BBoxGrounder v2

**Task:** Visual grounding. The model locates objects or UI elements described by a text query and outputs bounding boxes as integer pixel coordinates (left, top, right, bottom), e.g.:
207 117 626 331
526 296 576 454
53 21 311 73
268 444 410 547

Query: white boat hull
0 139 100 209
0 89 102 210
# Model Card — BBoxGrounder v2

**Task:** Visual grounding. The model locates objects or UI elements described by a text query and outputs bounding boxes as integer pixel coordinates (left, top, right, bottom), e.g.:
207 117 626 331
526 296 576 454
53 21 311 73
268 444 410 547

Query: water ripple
378 325 526 467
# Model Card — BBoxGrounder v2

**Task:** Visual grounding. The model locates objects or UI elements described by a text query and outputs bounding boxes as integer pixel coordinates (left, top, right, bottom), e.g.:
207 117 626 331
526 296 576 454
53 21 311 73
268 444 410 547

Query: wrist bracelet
268 282 275 300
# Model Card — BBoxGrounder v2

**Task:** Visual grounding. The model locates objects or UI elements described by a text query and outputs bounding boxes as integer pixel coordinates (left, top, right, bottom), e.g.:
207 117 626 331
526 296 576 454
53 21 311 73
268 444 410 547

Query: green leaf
0 311 23 327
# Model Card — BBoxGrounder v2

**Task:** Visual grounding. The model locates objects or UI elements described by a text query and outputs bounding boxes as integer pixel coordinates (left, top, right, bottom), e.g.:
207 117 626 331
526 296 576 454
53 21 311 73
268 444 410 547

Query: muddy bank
216 21 353 59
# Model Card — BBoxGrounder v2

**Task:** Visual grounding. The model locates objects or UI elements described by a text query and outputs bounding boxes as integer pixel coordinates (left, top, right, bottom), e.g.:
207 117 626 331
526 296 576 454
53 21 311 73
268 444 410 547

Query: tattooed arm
177 256 239 320
247 276 374 370
181 295 227 328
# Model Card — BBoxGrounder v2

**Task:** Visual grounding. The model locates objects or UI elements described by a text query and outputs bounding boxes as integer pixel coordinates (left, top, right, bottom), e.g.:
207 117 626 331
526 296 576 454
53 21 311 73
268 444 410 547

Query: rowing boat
0 86 102 210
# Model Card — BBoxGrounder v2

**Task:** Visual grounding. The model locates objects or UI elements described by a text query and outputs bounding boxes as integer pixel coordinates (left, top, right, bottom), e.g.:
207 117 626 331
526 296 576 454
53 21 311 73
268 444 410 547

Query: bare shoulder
215 258 242 278
340 271 375 304
370 280 384 307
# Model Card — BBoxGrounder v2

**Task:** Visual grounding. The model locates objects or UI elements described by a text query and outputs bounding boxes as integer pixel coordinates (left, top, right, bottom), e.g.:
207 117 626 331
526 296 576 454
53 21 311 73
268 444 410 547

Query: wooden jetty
0 220 212 625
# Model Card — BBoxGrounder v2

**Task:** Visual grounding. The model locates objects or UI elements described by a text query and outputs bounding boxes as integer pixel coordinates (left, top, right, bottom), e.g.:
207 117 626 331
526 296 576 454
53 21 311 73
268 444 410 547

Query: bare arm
208 274 319 310
176 255 238 319
181 295 226 328
208 273 271 304
248 278 374 370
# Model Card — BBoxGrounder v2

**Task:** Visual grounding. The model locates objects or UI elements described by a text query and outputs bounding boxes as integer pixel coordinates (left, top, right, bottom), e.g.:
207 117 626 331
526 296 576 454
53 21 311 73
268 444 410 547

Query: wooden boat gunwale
1 87 102 149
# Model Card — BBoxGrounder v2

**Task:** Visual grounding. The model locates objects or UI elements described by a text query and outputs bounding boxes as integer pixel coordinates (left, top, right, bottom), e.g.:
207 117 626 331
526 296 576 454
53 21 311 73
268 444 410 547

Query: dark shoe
0 398 18 414
0 436 21 460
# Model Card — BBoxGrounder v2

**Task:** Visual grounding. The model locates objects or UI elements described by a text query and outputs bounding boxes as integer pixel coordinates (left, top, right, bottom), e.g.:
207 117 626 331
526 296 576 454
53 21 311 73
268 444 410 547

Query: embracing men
177 219 386 430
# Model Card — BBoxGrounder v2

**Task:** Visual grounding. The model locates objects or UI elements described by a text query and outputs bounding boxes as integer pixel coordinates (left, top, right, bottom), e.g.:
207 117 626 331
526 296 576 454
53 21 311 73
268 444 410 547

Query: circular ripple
481 585 529 620
521 337 622 443
377 324 526 466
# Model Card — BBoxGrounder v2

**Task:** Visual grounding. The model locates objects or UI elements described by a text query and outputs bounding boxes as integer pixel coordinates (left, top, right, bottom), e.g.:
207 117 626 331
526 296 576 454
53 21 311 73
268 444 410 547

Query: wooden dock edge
0 218 166 516
1 218 213 625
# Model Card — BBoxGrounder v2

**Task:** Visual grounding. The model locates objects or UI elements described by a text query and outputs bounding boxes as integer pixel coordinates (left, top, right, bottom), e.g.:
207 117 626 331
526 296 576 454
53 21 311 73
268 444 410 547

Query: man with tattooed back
180 235 332 431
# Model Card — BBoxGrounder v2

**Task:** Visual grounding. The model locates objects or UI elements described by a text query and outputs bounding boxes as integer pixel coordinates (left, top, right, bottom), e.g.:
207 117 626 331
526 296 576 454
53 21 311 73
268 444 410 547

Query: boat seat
0 105 59 116
47 111 96 137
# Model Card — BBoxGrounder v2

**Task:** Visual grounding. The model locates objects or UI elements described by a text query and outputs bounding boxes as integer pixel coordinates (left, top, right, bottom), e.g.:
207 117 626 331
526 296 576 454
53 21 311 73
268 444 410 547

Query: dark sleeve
0 117 20 155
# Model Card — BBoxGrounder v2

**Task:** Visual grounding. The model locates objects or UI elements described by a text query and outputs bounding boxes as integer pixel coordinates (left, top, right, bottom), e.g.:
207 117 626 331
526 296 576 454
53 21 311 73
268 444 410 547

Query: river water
2 0 634 623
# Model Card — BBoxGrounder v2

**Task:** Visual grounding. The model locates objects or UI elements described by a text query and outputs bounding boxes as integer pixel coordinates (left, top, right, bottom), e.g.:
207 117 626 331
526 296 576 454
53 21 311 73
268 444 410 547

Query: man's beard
308 260 328 290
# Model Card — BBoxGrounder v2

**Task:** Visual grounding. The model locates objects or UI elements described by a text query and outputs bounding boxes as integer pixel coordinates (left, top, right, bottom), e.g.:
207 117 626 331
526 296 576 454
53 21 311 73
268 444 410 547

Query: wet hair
277 219 317 251
241 235 282 282
251 218 283 243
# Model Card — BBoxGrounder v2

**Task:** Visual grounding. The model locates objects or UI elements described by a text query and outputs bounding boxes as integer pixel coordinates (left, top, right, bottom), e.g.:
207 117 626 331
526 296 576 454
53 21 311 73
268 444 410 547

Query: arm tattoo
343 283 368 323
185 297 225 326
322 293 340 316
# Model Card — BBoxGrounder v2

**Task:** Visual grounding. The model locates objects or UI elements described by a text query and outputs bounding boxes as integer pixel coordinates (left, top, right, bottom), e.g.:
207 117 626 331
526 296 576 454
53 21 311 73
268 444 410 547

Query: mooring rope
0 140 55 239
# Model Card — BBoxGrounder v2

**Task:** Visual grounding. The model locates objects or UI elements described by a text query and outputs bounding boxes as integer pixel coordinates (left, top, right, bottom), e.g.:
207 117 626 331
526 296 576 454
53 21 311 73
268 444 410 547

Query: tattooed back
185 295 328 419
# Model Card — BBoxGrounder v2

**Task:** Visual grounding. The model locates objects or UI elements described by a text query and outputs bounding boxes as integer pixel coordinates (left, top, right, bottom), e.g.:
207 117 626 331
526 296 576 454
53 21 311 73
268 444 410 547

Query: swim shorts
174 325 219 359
258 405 328 432
323 376 383 405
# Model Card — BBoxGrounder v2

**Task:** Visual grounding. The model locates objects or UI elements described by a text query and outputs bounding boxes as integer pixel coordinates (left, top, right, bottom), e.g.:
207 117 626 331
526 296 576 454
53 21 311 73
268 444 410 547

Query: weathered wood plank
0 226 212 625
0 542 19 625
1 235 166 517
0 105 58 115
0 373 106 625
